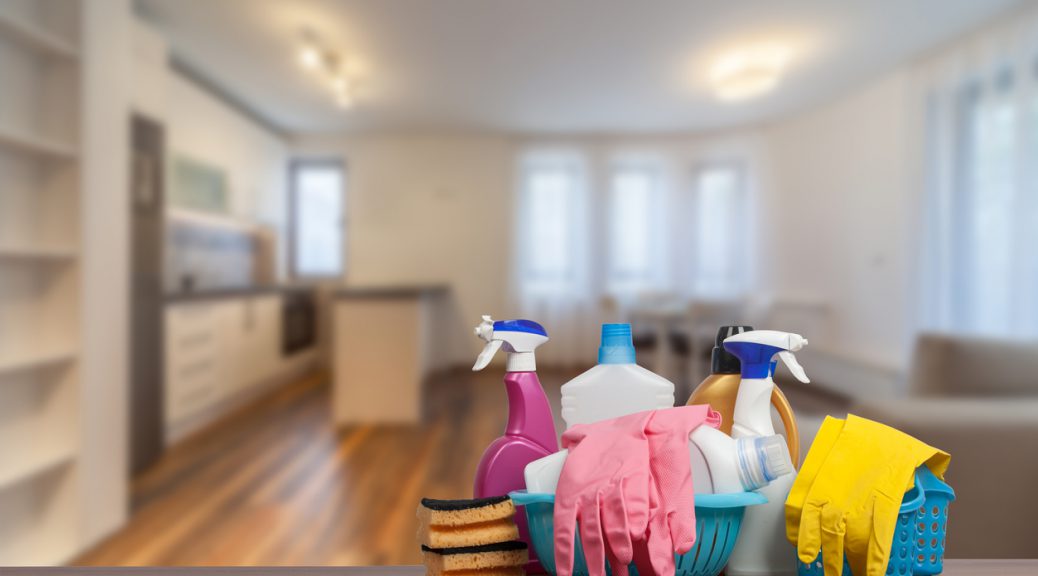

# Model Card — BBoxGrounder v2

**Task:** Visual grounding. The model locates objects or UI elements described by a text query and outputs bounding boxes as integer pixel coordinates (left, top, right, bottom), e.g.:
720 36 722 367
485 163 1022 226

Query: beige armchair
850 333 1038 559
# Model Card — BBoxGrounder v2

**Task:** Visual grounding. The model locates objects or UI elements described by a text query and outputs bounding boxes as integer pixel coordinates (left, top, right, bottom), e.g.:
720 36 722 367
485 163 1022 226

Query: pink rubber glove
555 410 655 576
641 406 722 575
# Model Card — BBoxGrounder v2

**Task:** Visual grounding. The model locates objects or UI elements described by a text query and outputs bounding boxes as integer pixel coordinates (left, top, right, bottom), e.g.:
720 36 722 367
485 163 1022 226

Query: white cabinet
164 302 222 424
165 294 284 431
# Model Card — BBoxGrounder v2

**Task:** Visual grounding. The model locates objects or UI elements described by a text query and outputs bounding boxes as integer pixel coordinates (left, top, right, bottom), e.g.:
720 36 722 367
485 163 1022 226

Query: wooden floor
75 366 844 566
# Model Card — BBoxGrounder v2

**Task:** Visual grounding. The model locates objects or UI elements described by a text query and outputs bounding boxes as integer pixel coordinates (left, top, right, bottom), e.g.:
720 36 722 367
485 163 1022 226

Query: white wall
131 19 291 280
81 0 132 549
291 133 514 364
291 131 771 365
763 70 918 387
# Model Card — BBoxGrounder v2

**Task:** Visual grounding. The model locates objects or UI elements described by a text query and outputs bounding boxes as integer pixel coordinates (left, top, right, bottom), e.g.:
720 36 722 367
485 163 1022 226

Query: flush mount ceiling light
709 44 791 101
298 29 355 109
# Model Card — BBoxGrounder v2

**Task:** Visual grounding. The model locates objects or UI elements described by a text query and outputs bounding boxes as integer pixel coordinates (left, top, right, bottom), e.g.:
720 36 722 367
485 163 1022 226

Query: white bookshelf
0 347 77 378
0 0 83 565
0 245 77 262
0 126 79 160
0 11 78 61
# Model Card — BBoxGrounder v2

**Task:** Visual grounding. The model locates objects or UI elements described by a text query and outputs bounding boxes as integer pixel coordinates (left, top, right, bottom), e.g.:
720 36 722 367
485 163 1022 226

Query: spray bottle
722 330 810 576
687 326 801 466
472 315 558 573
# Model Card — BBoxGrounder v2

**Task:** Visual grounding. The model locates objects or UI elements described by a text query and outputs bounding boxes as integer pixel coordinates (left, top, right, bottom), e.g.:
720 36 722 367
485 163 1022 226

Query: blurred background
1 0 1036 566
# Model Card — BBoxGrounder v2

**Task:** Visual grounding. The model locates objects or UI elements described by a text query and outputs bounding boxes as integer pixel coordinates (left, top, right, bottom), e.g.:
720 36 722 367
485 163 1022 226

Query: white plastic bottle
560 323 674 428
688 426 792 494
723 330 811 576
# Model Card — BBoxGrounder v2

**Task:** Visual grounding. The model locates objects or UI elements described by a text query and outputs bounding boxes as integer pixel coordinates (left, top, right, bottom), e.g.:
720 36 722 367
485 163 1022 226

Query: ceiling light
299 46 321 70
333 77 352 108
297 29 358 110
710 45 790 101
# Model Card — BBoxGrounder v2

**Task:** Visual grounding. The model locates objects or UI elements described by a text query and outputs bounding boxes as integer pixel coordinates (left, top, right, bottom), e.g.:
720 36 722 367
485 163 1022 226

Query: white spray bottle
722 330 810 576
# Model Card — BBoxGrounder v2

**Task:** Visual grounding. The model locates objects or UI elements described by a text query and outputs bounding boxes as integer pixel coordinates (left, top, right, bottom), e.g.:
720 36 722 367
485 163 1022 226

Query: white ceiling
138 0 1021 135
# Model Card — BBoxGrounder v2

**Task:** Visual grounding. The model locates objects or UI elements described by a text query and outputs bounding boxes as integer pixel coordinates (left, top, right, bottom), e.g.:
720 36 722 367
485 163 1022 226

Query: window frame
288 158 347 281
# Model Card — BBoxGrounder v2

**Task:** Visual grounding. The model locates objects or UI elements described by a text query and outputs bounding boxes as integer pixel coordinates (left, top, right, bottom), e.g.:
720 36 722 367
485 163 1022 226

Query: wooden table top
5 561 1036 576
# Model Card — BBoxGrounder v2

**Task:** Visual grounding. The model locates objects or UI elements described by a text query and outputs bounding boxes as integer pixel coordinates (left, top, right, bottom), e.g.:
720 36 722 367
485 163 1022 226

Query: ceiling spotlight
297 28 357 110
299 46 321 70
333 77 353 108
710 44 791 101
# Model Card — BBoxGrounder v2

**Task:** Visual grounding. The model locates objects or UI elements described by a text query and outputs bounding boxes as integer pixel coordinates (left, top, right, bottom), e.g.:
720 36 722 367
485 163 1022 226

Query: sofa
850 332 1038 558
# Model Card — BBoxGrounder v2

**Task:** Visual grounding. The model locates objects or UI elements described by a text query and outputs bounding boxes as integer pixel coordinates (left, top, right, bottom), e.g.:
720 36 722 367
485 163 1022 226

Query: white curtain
918 8 1038 338
512 149 601 366
512 145 754 365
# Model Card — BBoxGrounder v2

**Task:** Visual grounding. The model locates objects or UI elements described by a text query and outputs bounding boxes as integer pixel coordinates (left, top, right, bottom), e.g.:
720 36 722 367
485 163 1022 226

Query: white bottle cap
759 435 793 480
735 435 793 491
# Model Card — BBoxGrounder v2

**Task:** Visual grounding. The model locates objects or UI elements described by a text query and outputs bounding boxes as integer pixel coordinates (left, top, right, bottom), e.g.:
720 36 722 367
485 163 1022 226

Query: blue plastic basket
510 490 767 576
797 466 955 576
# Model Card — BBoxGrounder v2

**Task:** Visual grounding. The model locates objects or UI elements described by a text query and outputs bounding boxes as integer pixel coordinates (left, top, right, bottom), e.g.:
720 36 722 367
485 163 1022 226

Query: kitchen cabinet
165 293 284 432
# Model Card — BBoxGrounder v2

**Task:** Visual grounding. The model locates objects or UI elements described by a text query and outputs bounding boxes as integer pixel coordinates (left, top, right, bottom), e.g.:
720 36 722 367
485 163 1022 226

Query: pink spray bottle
472 315 558 574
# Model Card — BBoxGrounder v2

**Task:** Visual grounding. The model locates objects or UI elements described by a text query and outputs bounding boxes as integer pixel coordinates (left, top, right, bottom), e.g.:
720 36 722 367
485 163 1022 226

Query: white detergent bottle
688 426 792 494
722 330 810 576
560 323 674 428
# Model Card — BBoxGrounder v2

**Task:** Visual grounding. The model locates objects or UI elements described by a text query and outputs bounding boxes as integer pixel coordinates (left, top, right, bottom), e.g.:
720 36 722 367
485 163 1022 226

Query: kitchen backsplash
165 215 257 293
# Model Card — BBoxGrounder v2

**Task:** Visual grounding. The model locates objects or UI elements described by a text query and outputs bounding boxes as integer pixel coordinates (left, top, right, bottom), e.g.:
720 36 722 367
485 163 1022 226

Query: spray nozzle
472 315 549 372
723 329 811 383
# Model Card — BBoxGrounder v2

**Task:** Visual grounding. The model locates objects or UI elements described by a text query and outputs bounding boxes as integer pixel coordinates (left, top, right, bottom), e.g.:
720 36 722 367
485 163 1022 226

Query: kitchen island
332 285 451 425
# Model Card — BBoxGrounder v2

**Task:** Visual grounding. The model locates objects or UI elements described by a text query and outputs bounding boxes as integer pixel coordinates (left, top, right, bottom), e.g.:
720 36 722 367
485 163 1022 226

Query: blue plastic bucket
797 466 955 576
510 490 767 576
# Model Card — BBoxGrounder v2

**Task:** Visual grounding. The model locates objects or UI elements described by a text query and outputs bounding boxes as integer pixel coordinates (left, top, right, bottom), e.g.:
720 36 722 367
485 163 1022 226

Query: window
290 160 345 278
608 165 666 292
921 53 1038 337
691 164 747 296
517 157 583 292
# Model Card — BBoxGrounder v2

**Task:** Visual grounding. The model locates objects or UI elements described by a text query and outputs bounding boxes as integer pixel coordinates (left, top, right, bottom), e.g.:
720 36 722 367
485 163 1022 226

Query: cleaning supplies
641 406 723 576
471 315 559 573
524 427 792 496
722 330 810 576
560 323 674 428
687 326 801 467
689 426 793 494
553 410 655 576
552 406 721 576
786 415 950 576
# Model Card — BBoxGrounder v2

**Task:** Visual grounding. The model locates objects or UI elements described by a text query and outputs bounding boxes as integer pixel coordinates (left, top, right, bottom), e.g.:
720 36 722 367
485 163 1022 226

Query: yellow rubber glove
785 415 845 546
786 415 950 576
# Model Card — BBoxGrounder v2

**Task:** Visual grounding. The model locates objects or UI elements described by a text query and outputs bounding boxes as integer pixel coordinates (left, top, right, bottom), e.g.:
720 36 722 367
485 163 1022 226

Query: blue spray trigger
493 319 547 336
723 342 786 379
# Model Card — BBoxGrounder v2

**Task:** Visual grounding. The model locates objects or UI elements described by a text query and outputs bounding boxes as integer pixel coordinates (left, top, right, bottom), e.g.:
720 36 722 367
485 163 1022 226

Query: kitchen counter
166 285 311 304
13 561 1038 575
334 284 449 299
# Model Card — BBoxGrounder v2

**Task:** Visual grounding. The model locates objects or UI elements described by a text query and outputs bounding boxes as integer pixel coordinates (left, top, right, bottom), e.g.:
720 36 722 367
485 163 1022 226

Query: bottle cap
598 323 636 364
759 435 793 481
736 434 793 490
711 325 753 374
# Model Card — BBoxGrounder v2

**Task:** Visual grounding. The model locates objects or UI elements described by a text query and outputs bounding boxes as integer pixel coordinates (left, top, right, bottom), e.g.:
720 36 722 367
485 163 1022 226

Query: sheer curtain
513 145 754 365
512 149 600 365
918 9 1038 338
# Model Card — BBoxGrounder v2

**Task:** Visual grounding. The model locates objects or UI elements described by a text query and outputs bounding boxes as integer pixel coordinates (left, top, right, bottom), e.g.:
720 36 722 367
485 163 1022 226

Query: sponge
418 519 520 548
421 542 528 575
417 496 516 527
